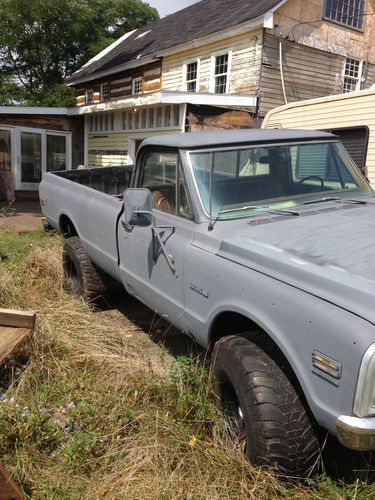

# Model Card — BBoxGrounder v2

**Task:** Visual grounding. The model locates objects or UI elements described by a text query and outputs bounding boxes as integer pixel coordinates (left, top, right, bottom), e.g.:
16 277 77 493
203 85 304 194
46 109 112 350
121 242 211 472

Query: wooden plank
0 309 35 329
0 326 30 363
0 463 24 499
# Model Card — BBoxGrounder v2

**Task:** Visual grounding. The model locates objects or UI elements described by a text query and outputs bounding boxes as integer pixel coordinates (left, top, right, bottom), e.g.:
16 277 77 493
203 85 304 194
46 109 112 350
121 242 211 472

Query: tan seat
151 190 174 214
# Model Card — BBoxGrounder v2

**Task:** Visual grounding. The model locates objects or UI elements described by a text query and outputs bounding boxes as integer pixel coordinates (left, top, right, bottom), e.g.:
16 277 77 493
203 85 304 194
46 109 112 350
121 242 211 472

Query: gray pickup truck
40 129 375 475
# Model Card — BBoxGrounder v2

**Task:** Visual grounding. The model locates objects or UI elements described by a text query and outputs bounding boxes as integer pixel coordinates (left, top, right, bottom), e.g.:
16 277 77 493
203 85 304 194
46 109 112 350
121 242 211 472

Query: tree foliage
0 0 159 106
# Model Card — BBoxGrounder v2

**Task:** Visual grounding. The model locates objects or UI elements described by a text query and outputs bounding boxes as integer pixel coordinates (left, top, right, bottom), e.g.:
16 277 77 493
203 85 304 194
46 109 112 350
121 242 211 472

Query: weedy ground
0 226 374 499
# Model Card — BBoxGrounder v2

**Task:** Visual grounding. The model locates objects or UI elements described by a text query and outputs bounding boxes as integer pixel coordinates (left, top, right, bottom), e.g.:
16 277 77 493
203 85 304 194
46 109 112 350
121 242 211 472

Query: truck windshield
188 141 372 219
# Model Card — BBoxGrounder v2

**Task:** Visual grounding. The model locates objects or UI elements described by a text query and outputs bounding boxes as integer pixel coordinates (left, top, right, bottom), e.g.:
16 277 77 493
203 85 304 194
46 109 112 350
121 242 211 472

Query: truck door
118 149 195 331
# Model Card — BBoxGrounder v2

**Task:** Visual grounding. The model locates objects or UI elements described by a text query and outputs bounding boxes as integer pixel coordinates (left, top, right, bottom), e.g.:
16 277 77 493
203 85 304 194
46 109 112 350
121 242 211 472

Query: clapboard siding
162 29 263 95
88 133 129 166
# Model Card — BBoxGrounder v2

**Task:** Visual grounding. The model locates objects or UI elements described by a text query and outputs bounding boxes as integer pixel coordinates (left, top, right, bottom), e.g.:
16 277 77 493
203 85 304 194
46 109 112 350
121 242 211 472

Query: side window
139 151 193 219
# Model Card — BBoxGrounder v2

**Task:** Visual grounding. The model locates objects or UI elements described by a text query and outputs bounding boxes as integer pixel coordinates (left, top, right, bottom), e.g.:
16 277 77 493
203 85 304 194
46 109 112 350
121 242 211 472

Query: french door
15 127 71 190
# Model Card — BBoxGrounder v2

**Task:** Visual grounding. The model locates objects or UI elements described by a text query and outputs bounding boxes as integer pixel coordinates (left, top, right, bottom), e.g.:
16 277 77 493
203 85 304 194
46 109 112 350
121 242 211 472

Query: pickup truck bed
54 165 133 195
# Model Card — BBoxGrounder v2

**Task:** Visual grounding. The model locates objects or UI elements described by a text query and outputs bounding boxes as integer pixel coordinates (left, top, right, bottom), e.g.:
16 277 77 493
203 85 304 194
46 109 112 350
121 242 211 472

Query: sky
147 0 200 18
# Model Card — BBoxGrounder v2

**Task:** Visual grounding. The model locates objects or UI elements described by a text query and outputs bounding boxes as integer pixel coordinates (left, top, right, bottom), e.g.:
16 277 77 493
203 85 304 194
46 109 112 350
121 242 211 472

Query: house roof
67 0 282 85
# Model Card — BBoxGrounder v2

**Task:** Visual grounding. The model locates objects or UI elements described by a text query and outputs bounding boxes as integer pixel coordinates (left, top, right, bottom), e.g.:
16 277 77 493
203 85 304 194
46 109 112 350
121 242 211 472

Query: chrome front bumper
336 415 375 451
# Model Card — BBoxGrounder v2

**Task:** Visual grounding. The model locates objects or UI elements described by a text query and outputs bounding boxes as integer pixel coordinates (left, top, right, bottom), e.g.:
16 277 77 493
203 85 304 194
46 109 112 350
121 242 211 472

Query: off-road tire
212 335 320 475
62 236 106 304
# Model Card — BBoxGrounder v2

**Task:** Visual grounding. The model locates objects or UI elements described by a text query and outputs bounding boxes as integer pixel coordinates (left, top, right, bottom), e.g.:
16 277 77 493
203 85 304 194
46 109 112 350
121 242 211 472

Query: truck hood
217 202 375 324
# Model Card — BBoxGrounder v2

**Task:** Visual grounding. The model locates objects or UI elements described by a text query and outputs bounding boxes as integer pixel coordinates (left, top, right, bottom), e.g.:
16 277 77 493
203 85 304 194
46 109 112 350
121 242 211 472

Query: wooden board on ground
0 309 35 363
0 463 24 499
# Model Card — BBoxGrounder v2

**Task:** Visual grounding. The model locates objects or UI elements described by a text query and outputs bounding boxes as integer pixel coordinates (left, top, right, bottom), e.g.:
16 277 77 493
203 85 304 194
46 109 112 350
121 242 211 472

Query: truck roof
140 129 336 150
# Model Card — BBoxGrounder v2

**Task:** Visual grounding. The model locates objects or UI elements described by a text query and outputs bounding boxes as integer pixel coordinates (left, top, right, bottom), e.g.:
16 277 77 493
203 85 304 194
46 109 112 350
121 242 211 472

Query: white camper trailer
262 88 375 185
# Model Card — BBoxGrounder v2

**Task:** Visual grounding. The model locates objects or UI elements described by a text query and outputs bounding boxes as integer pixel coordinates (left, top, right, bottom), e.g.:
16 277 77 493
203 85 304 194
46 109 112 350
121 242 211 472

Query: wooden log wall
75 61 162 105
186 105 253 132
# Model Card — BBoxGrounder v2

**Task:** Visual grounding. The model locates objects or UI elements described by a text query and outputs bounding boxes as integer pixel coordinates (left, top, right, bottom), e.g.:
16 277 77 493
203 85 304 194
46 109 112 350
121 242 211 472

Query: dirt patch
0 201 43 232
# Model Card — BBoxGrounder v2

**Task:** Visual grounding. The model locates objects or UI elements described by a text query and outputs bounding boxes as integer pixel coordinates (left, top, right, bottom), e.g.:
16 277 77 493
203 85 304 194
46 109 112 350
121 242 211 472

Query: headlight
354 343 375 417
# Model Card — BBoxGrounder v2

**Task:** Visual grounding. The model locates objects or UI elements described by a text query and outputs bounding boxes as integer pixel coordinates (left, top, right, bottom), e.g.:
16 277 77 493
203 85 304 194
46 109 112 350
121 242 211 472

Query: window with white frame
324 0 365 30
184 60 199 92
343 57 362 92
211 51 231 94
100 82 109 102
132 77 143 95
85 89 94 104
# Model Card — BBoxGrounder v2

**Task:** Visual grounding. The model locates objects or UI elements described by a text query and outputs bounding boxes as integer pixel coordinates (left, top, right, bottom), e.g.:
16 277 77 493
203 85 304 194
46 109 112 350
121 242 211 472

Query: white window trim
100 82 109 102
209 49 232 94
182 58 201 92
342 57 363 93
132 77 143 95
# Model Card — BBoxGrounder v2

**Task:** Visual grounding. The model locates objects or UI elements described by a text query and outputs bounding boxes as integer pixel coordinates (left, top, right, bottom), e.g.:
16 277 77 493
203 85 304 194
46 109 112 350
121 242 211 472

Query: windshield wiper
303 197 368 206
302 197 340 205
208 205 299 230
341 198 368 205
264 208 300 216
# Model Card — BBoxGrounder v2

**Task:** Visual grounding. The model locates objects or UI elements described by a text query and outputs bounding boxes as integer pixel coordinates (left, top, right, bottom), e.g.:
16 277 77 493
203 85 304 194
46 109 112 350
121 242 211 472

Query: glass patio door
20 132 42 184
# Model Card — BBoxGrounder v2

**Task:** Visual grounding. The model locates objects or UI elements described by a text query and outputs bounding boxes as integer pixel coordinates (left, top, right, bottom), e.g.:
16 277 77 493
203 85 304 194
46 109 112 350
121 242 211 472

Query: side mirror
123 188 153 227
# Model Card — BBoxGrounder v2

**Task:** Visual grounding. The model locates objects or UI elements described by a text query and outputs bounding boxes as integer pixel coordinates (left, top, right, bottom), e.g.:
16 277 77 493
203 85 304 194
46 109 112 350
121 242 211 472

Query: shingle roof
67 0 281 84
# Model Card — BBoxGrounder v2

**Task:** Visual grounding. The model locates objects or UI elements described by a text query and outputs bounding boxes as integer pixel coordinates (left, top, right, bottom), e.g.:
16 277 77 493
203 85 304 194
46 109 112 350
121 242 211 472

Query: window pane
215 75 227 93
133 78 143 94
101 83 109 101
156 107 163 127
214 53 229 93
187 80 197 92
215 54 228 75
0 130 11 171
186 62 197 81
343 57 361 93
47 135 66 172
141 152 177 188
140 152 177 215
185 61 198 92
324 0 364 29
21 132 42 182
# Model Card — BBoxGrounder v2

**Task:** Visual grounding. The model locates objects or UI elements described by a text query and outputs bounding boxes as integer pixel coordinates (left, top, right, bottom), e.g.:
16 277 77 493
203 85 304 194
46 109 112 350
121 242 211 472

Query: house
1 0 375 200
0 108 83 201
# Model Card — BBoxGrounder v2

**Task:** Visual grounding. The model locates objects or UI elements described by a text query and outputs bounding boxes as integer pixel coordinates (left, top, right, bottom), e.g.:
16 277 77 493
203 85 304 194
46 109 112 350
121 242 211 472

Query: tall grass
0 227 373 499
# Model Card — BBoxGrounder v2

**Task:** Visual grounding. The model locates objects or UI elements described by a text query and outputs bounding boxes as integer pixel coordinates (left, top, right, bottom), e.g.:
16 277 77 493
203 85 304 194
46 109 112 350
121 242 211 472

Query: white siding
88 133 129 167
87 129 182 166
162 29 263 95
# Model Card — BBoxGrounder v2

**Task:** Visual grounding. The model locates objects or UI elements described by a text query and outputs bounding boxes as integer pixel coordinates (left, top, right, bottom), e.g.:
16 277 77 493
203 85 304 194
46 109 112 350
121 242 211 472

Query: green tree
0 0 159 106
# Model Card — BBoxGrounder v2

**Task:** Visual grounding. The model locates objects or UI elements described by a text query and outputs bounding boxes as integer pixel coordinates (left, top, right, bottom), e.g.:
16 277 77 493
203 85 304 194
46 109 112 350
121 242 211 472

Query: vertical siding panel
259 33 375 117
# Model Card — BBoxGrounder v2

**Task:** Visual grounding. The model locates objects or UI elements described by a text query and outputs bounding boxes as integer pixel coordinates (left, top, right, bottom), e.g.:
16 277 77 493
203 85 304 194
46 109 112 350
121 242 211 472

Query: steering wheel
298 175 325 191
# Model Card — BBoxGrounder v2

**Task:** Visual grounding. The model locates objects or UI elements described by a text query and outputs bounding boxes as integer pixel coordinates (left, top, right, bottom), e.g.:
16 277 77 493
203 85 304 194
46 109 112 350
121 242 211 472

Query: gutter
67 90 258 115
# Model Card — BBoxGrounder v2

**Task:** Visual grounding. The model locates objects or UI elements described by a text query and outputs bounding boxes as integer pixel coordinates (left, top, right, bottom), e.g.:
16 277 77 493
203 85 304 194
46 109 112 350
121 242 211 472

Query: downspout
279 39 288 105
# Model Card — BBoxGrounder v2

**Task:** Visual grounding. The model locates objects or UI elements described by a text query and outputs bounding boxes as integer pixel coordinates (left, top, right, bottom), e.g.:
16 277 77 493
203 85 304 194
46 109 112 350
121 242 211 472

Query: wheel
211 335 320 475
298 175 325 191
62 236 106 304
